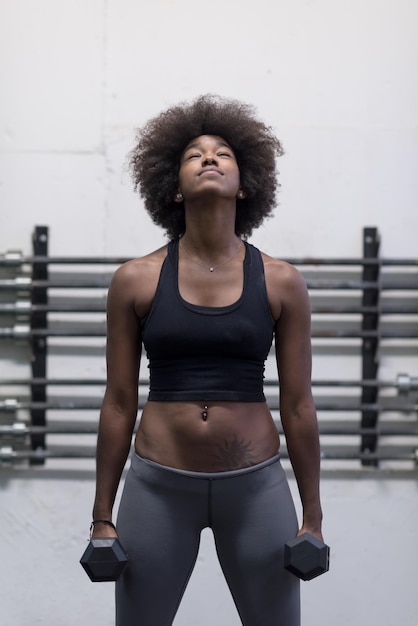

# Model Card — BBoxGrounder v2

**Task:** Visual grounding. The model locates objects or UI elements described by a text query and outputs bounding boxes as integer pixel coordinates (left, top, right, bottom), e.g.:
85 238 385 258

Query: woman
90 95 323 625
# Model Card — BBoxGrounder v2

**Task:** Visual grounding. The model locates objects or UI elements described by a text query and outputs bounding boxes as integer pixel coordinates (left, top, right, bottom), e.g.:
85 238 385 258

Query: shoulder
256 249 309 321
108 244 169 318
260 250 307 293
111 244 168 287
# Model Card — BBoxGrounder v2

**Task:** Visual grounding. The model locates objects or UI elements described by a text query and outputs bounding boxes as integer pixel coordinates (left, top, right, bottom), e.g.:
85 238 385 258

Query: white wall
0 1 417 625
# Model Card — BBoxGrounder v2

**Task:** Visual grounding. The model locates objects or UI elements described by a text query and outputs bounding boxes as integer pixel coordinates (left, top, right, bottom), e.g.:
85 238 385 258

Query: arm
274 264 323 540
91 263 142 538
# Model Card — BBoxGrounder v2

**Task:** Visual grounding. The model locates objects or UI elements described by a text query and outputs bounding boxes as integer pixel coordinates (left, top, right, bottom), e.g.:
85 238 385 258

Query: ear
174 190 184 203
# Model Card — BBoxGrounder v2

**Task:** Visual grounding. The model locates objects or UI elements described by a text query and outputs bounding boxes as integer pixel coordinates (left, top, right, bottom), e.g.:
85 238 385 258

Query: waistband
132 451 280 481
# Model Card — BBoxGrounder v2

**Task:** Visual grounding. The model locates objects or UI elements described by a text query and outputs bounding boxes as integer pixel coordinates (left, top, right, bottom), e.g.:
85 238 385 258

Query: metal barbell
1 299 417 315
1 444 417 464
0 396 417 413
1 418 417 438
1 250 418 267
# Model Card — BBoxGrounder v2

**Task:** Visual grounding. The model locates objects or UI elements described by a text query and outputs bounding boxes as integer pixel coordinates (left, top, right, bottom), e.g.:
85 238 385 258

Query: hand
90 520 118 540
297 524 324 544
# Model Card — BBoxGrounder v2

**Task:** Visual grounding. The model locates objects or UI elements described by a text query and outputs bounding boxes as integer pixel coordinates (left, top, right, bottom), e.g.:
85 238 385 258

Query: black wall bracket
360 227 381 466
30 226 48 465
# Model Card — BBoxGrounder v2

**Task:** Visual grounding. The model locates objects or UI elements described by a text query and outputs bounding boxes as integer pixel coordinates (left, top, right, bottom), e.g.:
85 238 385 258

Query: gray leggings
115 452 300 626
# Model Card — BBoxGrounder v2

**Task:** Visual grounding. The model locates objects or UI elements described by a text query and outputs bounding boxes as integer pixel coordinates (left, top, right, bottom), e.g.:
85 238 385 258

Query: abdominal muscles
135 401 280 472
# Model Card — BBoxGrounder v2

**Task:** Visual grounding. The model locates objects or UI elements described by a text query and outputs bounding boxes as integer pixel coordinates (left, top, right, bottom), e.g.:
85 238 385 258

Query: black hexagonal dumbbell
284 532 330 581
80 537 128 582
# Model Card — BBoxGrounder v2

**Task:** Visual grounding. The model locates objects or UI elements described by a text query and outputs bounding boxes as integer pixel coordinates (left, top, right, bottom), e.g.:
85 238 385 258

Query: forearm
282 406 323 531
92 406 137 521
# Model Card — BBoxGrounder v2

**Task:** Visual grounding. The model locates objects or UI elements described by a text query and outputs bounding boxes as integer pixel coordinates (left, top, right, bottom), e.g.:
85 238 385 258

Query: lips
198 167 223 176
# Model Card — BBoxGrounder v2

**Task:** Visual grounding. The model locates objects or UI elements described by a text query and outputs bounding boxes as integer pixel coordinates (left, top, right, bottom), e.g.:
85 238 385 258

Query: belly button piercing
201 405 208 421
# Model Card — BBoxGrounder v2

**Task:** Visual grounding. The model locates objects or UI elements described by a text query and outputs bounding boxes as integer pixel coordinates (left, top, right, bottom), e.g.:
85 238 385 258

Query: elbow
101 388 139 421
280 399 318 436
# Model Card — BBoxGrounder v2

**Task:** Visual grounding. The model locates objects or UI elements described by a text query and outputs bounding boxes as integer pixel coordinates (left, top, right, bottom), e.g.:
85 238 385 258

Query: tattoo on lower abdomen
213 435 258 469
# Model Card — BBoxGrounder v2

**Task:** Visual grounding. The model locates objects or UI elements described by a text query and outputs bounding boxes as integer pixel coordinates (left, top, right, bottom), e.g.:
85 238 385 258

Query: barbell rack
1 225 417 469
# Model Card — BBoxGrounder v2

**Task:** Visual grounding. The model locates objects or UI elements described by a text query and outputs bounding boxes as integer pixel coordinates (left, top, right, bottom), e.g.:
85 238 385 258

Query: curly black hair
128 94 284 240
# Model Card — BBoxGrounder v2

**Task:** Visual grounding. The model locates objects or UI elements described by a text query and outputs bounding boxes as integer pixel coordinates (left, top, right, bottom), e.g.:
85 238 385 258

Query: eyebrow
183 140 233 154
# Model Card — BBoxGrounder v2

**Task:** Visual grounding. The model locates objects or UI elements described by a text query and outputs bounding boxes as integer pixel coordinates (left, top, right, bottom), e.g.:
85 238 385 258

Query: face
177 135 241 202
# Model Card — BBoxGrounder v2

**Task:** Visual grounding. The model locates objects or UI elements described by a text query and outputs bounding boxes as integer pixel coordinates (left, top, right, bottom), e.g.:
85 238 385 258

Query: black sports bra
142 240 274 402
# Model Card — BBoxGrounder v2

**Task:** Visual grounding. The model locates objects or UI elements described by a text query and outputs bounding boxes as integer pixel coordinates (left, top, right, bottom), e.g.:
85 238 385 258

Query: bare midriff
135 401 280 472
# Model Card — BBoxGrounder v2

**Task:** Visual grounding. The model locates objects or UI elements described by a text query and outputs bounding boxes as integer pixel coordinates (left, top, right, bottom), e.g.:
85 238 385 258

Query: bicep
104 268 142 413
274 268 313 413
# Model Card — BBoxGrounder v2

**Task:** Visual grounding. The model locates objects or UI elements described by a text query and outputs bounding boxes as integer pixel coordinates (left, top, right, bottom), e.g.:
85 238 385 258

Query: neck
181 229 240 254
183 199 238 251
179 236 244 273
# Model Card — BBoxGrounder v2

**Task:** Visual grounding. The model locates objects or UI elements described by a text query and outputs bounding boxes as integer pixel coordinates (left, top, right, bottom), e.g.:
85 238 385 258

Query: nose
202 154 217 166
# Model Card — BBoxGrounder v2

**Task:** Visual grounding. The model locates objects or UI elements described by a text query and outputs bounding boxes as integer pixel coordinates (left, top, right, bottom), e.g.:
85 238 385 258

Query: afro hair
128 94 284 240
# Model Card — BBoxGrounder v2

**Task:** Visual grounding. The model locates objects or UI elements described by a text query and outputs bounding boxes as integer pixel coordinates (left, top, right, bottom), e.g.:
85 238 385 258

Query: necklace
179 238 243 272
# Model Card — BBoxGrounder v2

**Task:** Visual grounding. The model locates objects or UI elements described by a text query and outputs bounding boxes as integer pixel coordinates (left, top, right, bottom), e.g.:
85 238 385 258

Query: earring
175 192 184 202
237 189 245 200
